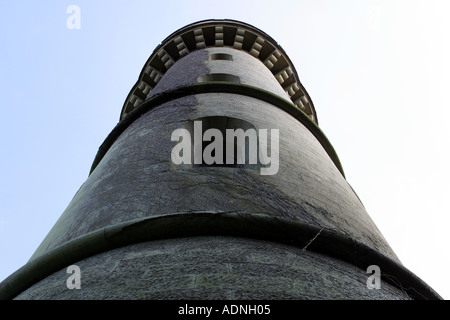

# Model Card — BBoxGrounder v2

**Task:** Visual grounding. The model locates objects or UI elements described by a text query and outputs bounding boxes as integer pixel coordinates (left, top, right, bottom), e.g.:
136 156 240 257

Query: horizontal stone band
0 211 440 300
91 82 344 178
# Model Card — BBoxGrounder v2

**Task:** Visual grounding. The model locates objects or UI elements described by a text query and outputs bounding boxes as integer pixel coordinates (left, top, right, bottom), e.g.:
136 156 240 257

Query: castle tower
0 19 441 300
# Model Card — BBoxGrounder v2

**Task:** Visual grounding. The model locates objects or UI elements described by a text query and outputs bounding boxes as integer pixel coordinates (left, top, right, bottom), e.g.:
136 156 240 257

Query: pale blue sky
1 0 449 299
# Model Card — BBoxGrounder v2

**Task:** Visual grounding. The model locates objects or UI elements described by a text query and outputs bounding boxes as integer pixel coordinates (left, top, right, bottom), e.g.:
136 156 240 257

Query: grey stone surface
149 47 291 101
122 20 317 122
6 20 433 300
15 237 411 300
148 49 210 98
29 93 397 263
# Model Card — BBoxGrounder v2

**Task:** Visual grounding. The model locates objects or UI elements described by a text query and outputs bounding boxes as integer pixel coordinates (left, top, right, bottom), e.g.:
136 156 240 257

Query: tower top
121 19 318 124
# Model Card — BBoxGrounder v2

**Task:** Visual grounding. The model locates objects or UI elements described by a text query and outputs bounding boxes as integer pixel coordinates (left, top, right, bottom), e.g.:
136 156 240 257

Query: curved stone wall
122 19 317 123
0 19 441 301
30 93 396 262
15 237 412 300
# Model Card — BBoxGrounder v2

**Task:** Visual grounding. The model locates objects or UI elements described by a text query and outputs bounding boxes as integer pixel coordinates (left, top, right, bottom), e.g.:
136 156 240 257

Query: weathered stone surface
29 93 397 263
149 48 291 101
1 19 439 301
15 237 411 300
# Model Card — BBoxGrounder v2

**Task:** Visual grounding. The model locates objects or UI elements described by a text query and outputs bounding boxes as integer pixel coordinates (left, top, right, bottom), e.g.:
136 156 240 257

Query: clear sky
0 0 448 299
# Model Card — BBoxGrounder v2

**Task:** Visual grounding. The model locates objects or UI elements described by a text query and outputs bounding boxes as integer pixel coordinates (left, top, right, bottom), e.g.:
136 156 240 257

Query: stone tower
0 19 441 300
